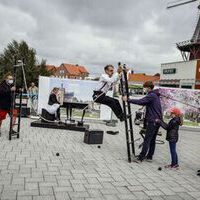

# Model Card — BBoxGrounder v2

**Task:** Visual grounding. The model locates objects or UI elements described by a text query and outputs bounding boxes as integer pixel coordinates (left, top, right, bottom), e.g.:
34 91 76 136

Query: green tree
0 40 52 87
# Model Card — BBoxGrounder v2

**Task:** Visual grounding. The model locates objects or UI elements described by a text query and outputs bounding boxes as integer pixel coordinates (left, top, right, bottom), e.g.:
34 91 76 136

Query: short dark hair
143 81 154 90
51 87 59 93
104 65 114 71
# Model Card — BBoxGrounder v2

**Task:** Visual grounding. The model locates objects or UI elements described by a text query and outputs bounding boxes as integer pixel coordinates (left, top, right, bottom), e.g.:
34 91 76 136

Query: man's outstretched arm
123 95 154 106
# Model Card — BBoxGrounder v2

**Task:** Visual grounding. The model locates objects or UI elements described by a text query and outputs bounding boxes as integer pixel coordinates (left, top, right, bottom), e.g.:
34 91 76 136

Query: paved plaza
0 115 200 200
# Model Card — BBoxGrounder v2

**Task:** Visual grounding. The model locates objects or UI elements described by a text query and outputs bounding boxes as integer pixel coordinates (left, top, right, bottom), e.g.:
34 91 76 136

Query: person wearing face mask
0 73 17 136
123 81 163 163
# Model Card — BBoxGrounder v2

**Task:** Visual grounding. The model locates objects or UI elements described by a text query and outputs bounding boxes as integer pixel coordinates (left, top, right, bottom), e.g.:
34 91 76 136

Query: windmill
167 0 200 60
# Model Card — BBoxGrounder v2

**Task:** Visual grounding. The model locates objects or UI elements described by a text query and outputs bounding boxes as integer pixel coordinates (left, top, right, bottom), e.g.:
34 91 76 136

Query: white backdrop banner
38 76 113 120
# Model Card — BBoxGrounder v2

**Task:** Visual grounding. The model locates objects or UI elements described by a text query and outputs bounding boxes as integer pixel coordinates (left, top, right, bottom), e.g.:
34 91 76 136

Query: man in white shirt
93 64 126 121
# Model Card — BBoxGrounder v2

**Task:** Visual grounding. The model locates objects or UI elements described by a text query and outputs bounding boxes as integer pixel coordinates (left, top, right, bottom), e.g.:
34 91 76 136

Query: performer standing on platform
0 73 17 136
93 64 127 122
47 87 61 121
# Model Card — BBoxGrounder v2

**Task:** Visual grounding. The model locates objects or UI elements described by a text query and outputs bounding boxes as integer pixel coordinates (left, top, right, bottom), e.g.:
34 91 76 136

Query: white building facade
160 60 200 89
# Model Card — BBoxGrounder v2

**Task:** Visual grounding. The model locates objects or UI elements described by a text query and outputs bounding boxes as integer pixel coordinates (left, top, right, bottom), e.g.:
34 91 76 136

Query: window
60 70 65 74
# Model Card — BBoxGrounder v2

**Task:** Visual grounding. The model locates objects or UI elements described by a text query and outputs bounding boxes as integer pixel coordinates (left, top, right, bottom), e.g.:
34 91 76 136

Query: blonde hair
0 72 13 84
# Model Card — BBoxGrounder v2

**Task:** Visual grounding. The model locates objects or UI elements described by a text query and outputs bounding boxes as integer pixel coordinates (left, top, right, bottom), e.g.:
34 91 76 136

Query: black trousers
139 122 159 160
93 93 123 119
56 107 60 120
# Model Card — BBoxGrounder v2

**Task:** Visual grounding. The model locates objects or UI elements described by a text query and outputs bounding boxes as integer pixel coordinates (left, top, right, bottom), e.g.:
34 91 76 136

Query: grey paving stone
33 196 55 200
54 192 70 200
133 191 151 200
144 190 164 197
1 190 17 200
39 186 54 195
162 195 183 200
17 196 33 200
53 186 73 192
178 192 196 200
103 194 120 200
87 189 103 198
68 191 90 198
18 189 39 196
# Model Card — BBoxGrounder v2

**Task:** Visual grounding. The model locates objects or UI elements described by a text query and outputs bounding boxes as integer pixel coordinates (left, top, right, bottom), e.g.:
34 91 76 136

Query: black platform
30 120 89 132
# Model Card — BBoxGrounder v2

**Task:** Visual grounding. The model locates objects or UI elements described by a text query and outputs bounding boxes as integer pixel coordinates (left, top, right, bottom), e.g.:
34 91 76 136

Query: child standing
156 107 183 169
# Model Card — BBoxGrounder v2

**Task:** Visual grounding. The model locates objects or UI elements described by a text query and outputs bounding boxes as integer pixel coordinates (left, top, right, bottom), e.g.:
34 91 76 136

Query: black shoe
11 129 18 134
126 114 131 119
197 169 200 173
145 158 153 162
119 114 131 122
106 131 119 135
120 117 125 122
133 156 143 163
197 172 200 176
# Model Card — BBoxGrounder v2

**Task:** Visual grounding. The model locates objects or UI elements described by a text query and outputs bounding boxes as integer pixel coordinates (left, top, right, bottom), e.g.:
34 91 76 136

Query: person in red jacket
0 73 17 136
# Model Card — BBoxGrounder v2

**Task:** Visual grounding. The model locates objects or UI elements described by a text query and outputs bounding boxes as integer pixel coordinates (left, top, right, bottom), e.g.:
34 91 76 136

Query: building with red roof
128 73 160 84
56 63 89 79
45 65 57 74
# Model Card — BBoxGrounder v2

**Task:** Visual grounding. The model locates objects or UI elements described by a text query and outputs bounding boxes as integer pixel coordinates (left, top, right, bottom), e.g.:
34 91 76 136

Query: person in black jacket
46 87 61 121
156 107 183 169
0 73 17 135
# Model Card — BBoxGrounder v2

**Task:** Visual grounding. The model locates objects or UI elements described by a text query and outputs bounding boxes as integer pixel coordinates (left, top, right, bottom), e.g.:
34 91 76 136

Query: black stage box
84 129 104 144
41 109 55 122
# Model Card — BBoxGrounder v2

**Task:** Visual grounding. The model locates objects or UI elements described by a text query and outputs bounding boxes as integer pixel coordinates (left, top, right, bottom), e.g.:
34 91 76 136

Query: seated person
46 87 61 121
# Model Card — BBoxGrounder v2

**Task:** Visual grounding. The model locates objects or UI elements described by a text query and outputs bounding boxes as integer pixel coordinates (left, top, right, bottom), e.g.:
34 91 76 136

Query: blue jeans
169 142 178 166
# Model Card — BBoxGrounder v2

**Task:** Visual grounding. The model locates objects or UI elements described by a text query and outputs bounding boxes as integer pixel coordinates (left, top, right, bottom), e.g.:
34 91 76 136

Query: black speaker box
41 109 55 123
84 129 104 144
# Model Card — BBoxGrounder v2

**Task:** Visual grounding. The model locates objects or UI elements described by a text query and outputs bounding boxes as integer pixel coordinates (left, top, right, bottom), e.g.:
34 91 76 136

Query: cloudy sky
0 0 198 75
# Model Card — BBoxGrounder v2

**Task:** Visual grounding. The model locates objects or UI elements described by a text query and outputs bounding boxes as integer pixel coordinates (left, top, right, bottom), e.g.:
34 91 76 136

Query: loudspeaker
84 129 104 144
41 109 55 123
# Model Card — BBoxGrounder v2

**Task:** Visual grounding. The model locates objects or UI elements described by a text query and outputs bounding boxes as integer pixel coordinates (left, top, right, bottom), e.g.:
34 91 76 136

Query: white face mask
143 88 147 93
7 80 14 85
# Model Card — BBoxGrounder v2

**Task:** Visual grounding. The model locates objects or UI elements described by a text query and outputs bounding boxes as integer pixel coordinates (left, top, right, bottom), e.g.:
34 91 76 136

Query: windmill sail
191 14 200 42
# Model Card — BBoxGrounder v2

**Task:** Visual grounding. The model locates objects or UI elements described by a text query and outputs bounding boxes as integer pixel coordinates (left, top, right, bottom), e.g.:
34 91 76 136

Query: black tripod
119 63 135 162
9 59 26 140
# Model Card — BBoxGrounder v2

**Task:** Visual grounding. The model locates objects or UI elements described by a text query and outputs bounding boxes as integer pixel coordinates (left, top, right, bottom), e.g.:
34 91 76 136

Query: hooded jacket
157 117 181 143
128 89 163 123
0 80 12 110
